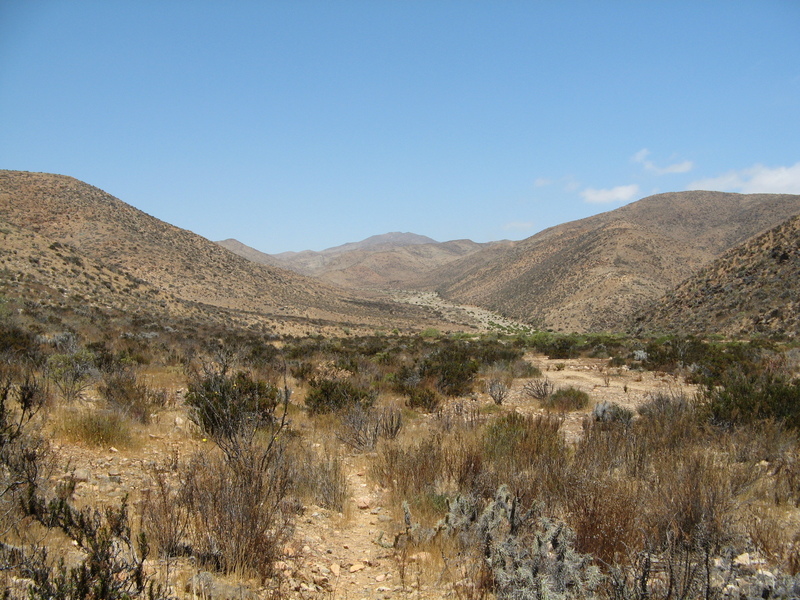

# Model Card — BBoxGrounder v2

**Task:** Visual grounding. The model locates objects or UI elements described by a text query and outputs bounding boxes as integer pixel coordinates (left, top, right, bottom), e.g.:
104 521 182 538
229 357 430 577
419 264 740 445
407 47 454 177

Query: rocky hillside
220 234 503 290
634 214 800 338
0 170 452 335
423 191 800 332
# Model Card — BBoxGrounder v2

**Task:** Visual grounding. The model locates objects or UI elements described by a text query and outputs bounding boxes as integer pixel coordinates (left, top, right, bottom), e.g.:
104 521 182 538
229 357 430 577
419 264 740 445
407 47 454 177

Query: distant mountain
0 170 453 335
634 213 800 338
421 191 800 332
219 233 502 290
278 232 439 258
216 238 281 267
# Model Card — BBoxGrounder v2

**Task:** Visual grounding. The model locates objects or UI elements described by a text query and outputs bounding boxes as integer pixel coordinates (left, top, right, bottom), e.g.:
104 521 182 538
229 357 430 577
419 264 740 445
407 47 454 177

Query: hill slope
0 170 450 334
425 191 800 332
634 214 800 338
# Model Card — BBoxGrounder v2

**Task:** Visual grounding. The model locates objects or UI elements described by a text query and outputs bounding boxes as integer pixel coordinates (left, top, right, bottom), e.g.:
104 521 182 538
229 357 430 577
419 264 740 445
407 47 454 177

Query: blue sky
1 1 799 253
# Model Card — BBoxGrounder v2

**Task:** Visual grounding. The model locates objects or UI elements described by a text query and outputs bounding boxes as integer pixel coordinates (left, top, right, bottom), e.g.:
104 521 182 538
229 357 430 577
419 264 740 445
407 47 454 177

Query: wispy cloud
581 184 640 204
533 177 552 187
633 148 693 175
503 221 535 231
688 162 800 194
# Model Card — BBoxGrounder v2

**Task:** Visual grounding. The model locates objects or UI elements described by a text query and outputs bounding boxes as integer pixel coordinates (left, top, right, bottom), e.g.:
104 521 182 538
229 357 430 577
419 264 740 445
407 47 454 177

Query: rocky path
391 290 533 333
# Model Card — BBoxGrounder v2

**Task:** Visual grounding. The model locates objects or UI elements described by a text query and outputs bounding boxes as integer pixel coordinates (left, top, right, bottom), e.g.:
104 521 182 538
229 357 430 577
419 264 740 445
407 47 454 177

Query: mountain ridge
422 191 800 332
634 213 800 338
0 170 454 335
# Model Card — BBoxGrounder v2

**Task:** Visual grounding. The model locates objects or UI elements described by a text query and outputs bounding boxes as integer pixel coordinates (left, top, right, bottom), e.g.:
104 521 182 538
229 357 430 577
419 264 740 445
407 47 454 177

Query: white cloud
688 162 800 194
632 148 694 175
503 221 535 231
632 148 650 164
581 184 640 204
534 177 552 187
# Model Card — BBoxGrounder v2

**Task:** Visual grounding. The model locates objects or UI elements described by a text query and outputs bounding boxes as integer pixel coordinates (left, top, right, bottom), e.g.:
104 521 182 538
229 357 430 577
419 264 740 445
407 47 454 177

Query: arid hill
634 213 800 338
420 191 800 332
0 170 452 335
220 233 502 290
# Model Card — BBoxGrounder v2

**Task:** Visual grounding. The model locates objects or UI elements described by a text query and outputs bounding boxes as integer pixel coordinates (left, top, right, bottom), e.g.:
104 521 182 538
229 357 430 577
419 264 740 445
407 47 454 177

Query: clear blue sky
2 1 799 253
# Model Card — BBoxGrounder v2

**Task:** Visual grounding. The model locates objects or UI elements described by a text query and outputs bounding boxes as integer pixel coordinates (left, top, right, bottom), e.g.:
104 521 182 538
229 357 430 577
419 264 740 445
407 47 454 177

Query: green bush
47 349 96 402
186 368 281 447
701 370 800 429
543 386 590 411
406 386 441 412
305 377 375 414
420 342 479 397
0 319 39 359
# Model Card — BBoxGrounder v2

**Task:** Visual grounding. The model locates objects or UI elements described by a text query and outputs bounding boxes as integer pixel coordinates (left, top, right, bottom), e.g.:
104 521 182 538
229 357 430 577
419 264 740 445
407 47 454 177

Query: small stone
356 497 371 510
375 574 386 582
72 468 91 483
734 552 751 566
330 563 340 577
349 562 365 573
109 447 118 453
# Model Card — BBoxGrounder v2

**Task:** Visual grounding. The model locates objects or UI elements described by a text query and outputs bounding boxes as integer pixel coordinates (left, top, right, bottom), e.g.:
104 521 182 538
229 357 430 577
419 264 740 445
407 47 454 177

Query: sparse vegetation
3 201 800 598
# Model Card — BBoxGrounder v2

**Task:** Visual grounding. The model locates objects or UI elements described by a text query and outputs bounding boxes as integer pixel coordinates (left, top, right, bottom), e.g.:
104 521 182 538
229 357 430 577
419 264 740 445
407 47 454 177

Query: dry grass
55 407 137 448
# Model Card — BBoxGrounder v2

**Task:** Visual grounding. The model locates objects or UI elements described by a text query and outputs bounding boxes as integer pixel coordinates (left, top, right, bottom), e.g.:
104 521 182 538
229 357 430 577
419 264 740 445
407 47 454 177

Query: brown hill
424 191 800 332
0 170 453 335
634 214 800 338
215 238 282 268
220 234 502 290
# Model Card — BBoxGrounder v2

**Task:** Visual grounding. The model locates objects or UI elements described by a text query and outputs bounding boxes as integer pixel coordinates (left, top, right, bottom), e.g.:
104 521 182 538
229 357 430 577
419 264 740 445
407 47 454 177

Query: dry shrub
98 368 163 424
482 413 568 505
574 418 636 479
139 464 191 558
486 378 510 405
336 404 402 451
772 451 800 506
58 408 134 448
646 450 748 552
633 391 701 467
747 510 800 575
180 447 293 578
522 377 554 400
441 430 489 498
434 399 484 432
567 476 643 565
293 445 349 511
0 370 52 536
724 418 798 464
371 435 445 515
